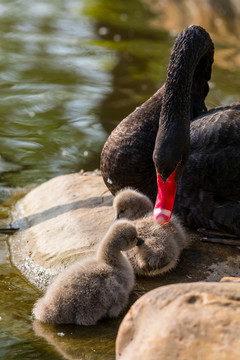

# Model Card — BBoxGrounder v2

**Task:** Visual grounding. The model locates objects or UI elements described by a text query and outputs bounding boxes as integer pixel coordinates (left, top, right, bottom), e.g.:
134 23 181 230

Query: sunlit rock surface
116 281 240 360
9 171 114 289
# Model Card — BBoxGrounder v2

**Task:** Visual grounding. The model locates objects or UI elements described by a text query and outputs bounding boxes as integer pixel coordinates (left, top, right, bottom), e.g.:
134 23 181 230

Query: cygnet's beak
136 237 144 246
114 215 119 222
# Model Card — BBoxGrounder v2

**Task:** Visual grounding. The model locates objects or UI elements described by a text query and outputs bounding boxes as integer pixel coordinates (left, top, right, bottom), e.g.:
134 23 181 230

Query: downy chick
33 220 143 325
113 188 189 276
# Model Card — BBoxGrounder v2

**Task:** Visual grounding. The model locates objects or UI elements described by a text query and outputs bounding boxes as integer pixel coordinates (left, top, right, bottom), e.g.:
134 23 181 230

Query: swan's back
174 102 240 232
33 220 139 325
134 214 187 250
33 260 113 324
112 188 189 276
190 103 240 151
125 214 188 276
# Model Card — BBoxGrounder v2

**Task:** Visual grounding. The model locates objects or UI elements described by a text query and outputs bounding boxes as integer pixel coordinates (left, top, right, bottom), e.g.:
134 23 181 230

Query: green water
0 0 240 359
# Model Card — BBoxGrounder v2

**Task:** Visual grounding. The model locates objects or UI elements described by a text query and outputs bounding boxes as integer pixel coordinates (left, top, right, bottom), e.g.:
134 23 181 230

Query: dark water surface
0 0 240 359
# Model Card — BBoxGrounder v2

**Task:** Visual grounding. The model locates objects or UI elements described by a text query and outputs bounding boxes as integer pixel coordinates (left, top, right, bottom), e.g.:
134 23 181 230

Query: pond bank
6 170 240 359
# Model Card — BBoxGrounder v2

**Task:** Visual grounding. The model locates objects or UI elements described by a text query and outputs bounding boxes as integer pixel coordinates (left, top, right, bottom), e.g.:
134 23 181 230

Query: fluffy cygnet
113 188 189 276
32 220 142 325
114 187 153 220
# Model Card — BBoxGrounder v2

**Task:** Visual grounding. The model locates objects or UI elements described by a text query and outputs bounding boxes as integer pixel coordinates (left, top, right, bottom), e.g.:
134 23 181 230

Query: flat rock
9 171 114 289
116 281 240 360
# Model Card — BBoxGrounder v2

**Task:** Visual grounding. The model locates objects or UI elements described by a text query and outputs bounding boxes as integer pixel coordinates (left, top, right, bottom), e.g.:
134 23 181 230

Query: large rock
116 281 240 360
9 171 114 289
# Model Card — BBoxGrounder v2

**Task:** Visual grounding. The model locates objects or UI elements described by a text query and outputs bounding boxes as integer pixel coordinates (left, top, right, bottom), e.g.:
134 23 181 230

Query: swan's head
108 220 144 251
153 117 189 183
152 118 190 225
113 188 153 221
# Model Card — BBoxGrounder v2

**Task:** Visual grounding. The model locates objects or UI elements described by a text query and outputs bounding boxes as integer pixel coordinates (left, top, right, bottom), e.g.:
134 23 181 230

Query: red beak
153 169 177 225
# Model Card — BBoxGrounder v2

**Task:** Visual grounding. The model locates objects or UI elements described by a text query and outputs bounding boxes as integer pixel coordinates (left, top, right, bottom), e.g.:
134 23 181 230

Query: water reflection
0 0 239 189
0 0 113 188
33 319 118 360
141 0 240 69
88 0 240 135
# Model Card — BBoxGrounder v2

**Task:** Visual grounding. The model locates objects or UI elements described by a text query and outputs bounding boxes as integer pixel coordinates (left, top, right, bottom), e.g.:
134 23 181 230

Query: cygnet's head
113 188 153 220
107 220 144 251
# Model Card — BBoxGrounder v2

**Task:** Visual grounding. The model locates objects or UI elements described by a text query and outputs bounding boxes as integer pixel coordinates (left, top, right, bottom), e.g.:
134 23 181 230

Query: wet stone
9 171 114 289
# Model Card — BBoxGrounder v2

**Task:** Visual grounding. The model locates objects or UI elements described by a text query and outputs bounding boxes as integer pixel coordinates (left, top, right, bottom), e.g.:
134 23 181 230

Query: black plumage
101 25 240 236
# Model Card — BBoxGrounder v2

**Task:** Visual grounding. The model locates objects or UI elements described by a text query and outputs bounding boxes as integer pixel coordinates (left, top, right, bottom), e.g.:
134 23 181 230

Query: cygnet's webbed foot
198 228 240 246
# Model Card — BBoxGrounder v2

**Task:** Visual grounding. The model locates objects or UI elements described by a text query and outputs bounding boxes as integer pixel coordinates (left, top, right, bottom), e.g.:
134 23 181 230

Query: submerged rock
116 281 240 360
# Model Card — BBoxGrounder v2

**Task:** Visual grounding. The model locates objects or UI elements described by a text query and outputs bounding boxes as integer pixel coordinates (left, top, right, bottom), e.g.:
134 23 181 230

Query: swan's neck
161 26 213 128
97 240 127 268
153 26 214 182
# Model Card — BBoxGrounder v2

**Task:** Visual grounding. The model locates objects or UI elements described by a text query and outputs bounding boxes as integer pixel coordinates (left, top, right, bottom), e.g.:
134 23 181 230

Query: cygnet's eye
116 208 125 220
118 209 125 217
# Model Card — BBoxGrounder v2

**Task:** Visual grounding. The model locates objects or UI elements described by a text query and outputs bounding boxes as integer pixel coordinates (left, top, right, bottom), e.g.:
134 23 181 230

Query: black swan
101 25 240 240
33 220 143 325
